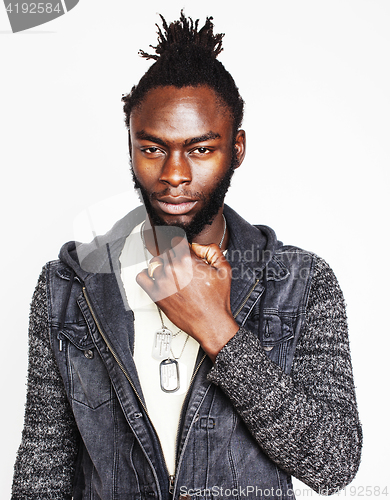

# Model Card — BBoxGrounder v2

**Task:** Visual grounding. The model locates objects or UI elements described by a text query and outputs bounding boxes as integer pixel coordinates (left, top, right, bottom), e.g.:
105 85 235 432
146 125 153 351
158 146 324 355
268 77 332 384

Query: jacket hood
59 205 147 282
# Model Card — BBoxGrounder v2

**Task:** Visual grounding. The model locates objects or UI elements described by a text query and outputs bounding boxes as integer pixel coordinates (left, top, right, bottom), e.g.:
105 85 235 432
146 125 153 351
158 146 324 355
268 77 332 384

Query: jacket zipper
84 277 259 498
83 287 149 415
233 279 260 320
170 352 207 494
169 278 260 496
82 287 206 497
83 288 176 496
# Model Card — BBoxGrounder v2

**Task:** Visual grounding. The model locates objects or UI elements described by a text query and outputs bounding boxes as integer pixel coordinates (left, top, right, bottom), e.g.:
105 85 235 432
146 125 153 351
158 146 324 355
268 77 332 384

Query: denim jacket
46 205 317 500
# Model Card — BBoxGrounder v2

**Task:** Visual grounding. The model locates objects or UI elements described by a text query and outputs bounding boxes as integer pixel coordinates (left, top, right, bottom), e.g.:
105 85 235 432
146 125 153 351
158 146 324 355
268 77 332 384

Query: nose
159 152 191 187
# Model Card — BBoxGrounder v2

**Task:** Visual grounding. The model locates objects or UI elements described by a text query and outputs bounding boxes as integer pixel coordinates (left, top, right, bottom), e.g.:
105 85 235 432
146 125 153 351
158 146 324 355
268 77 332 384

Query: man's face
129 85 245 241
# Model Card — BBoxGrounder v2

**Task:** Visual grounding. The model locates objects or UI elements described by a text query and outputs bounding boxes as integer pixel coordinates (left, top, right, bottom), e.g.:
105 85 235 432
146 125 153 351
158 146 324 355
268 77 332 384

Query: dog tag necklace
151 306 182 361
140 223 185 392
140 223 182 363
140 216 226 393
159 333 189 393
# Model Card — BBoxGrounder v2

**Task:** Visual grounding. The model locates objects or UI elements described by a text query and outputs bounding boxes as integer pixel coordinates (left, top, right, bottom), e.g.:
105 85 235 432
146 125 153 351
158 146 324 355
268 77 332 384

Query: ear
128 130 132 156
233 129 246 168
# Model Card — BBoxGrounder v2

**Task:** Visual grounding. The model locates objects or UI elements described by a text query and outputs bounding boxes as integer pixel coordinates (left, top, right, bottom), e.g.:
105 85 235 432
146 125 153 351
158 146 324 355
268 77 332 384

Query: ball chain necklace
140 215 226 393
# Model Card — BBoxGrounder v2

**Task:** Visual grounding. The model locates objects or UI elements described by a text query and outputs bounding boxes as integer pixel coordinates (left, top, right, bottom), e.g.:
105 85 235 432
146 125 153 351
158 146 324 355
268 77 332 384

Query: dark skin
132 85 246 362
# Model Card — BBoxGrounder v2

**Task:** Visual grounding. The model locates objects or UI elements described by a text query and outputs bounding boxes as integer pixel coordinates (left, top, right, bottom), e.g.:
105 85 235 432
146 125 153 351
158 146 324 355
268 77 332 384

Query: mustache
149 189 205 202
130 168 202 200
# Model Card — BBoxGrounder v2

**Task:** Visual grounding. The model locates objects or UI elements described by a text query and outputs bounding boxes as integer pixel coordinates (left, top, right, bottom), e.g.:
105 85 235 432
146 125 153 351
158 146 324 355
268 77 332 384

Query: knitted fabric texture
11 270 80 500
208 255 362 495
11 256 362 497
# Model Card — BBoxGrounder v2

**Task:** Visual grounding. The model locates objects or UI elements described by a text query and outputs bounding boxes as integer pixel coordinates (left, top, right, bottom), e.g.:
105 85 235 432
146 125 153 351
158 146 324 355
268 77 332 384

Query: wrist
200 317 239 363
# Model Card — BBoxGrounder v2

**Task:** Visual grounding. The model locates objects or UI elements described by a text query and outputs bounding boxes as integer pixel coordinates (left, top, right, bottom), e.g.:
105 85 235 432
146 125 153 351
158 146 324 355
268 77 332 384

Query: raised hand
136 237 239 362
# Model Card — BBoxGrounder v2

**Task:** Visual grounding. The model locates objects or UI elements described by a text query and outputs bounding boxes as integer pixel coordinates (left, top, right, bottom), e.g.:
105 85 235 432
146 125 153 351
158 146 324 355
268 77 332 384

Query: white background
1 0 389 498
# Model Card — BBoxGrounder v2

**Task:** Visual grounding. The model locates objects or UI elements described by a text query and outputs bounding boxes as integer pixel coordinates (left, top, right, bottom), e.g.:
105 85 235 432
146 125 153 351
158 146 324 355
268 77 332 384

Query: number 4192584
5 3 61 14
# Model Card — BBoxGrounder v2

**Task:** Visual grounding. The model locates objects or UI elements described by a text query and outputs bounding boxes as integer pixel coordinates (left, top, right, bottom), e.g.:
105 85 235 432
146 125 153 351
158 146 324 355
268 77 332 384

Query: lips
156 197 198 215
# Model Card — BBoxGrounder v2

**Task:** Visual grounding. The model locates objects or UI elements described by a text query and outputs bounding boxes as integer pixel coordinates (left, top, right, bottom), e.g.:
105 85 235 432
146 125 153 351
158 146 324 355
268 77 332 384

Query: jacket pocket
261 312 294 370
60 323 113 409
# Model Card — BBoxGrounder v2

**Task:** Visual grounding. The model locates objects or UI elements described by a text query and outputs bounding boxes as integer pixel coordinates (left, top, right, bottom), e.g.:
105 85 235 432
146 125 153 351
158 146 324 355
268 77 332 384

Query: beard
131 148 238 243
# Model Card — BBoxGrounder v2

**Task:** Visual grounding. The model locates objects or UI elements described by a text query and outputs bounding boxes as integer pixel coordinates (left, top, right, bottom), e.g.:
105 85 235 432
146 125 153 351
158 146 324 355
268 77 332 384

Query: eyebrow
135 131 168 147
184 132 221 146
135 130 221 147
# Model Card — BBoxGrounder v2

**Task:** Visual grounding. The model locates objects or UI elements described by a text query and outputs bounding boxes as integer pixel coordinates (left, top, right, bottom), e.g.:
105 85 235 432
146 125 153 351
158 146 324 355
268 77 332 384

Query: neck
143 207 228 256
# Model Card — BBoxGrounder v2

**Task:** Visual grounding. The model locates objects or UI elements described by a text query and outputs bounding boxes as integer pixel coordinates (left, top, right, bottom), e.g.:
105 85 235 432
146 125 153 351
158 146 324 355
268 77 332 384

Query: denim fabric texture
46 205 320 500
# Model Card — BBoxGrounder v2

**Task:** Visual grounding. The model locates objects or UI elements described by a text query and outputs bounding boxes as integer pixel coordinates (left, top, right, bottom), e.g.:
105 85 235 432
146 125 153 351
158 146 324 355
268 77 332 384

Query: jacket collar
59 204 281 283
59 205 147 281
59 204 286 326
223 205 283 319
58 204 285 409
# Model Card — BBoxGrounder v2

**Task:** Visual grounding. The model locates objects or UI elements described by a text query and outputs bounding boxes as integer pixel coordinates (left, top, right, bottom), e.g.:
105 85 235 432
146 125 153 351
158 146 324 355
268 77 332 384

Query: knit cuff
207 327 293 418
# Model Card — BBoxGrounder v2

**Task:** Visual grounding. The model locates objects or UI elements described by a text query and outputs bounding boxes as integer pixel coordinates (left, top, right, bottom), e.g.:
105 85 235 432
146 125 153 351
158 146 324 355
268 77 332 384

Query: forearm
208 257 362 494
12 269 79 500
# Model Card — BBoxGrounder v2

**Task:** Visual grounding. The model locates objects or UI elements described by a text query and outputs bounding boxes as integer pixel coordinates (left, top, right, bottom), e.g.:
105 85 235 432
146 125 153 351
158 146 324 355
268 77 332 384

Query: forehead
130 85 233 141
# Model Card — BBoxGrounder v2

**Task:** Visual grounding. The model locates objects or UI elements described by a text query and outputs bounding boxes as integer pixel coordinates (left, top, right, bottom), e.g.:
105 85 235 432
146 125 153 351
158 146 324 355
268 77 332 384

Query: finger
147 261 163 280
155 238 193 292
165 248 181 292
191 243 227 268
170 235 191 260
147 256 164 280
136 268 155 294
136 267 179 302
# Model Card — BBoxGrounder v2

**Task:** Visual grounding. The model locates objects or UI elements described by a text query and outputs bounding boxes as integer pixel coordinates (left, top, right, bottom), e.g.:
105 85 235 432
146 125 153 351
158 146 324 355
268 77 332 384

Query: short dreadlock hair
122 12 244 135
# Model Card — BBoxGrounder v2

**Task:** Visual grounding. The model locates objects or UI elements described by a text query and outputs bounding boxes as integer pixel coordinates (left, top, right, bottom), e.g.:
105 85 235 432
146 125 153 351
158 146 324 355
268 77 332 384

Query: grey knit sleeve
207 255 362 495
11 268 80 500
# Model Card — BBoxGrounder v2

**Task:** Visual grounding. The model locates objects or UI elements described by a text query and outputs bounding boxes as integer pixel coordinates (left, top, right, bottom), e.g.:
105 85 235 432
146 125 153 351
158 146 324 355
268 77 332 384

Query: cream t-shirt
119 222 199 475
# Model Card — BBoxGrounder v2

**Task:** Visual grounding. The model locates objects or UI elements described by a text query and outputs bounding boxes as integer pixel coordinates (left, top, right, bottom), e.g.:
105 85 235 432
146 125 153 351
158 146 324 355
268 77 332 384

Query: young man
12 13 362 500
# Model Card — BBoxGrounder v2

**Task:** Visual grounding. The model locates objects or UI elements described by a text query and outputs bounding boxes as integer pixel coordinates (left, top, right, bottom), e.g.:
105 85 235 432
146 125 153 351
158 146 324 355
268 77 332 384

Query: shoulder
257 233 344 314
270 241 340 288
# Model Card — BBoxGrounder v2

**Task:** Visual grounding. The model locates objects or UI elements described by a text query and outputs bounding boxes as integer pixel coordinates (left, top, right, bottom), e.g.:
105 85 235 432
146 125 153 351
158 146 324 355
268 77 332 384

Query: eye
141 146 164 156
192 147 211 155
